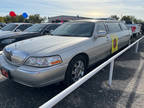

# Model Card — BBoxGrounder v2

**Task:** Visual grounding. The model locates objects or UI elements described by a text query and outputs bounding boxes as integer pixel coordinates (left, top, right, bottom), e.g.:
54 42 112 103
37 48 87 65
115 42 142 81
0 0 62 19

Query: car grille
4 48 12 61
3 48 27 65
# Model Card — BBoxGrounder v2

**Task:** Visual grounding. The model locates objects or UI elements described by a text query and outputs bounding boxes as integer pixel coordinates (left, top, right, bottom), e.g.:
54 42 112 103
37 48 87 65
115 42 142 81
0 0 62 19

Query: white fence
40 36 144 108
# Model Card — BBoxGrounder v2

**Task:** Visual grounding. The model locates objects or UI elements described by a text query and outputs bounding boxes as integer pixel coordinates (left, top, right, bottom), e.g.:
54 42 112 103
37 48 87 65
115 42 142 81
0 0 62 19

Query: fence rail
40 36 144 108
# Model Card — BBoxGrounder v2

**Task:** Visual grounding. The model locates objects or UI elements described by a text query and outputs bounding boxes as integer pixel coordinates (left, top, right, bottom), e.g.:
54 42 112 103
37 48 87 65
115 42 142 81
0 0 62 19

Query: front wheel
64 55 87 85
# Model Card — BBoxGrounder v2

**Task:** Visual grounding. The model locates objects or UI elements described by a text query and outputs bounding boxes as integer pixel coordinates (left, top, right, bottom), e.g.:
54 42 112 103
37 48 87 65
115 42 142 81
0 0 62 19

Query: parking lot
0 38 143 108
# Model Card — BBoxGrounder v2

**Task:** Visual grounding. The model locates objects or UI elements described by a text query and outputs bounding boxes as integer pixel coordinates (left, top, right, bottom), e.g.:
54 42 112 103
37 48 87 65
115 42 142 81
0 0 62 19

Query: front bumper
0 55 68 87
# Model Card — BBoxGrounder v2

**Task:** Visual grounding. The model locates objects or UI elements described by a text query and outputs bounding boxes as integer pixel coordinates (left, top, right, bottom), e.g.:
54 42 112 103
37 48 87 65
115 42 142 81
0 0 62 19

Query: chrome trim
3 48 28 65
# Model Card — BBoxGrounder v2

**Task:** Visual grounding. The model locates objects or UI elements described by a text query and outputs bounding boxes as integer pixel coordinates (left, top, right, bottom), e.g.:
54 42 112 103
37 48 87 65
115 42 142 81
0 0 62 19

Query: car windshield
1 23 18 31
24 24 47 32
51 22 95 37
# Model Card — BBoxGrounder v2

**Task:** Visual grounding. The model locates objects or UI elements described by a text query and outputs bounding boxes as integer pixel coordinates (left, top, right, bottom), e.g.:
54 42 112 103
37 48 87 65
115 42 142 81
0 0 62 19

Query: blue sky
0 0 144 19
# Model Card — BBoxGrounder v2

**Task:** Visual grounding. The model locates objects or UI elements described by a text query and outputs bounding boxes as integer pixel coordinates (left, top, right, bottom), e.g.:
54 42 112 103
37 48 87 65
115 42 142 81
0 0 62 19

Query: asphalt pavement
0 38 144 108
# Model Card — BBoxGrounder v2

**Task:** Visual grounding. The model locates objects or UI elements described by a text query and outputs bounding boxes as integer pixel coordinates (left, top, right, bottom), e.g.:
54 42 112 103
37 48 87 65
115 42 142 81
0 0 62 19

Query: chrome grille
4 48 12 62
3 48 28 65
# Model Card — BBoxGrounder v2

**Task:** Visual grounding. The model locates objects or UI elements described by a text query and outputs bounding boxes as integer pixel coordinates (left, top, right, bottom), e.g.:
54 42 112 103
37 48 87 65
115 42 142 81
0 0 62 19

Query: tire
128 37 132 45
129 36 135 45
64 55 87 85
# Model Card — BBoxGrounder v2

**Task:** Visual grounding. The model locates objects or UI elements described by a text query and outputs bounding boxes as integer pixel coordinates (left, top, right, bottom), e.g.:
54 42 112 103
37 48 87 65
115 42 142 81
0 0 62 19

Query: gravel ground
0 38 144 108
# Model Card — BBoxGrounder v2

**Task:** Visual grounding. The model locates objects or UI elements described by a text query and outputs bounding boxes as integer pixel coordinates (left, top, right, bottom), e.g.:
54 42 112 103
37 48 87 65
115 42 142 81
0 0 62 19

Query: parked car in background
0 23 6 29
0 23 32 32
125 21 141 39
24 23 61 35
0 19 132 87
0 23 61 50
126 24 141 35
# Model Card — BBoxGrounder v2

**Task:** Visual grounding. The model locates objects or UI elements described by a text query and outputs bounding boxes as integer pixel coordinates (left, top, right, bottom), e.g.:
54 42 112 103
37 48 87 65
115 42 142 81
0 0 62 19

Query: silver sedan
0 19 132 87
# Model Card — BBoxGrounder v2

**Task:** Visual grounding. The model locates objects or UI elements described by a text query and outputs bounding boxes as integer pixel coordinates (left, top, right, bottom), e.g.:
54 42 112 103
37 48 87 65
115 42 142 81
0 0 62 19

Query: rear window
120 23 128 30
107 23 122 33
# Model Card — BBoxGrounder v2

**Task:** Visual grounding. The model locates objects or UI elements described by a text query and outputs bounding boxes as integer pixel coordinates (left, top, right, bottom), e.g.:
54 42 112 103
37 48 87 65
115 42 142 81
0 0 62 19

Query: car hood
6 35 89 56
0 31 12 34
0 30 6 32
0 31 38 39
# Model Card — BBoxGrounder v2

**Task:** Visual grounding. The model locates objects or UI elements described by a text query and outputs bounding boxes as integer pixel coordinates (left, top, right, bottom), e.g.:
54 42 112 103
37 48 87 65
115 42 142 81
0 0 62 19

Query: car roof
8 23 32 25
70 19 121 23
34 23 61 25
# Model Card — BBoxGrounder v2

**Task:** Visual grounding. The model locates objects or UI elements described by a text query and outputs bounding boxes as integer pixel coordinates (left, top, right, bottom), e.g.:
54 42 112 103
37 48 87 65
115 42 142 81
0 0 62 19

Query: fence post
108 60 114 86
135 41 139 53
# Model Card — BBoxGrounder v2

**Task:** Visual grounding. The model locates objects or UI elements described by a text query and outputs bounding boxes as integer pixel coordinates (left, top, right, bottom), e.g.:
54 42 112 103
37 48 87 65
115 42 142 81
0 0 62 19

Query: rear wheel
129 36 135 45
128 38 132 45
64 55 87 85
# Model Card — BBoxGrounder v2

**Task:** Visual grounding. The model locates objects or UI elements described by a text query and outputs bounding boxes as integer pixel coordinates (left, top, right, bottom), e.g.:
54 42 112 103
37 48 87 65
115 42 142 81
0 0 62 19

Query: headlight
1 39 15 44
24 55 62 67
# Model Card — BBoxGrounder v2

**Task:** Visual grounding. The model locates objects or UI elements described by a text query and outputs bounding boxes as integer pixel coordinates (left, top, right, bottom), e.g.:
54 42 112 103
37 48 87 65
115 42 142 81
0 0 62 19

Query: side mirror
97 31 107 37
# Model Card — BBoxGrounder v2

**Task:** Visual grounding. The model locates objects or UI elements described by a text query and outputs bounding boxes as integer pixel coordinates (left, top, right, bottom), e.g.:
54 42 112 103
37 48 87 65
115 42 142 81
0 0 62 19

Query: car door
119 23 131 46
90 22 111 64
106 22 124 51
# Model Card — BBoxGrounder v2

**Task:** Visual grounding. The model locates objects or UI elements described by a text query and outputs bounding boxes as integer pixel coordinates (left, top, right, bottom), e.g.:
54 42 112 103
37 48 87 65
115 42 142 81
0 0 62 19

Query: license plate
1 68 10 78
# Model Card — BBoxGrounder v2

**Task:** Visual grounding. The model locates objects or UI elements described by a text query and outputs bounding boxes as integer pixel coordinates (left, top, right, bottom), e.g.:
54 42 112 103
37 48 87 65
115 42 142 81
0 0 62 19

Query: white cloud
0 0 144 19
42 0 144 19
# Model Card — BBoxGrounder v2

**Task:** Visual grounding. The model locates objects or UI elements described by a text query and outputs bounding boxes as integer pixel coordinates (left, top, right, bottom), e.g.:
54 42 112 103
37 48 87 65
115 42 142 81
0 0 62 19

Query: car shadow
0 79 68 108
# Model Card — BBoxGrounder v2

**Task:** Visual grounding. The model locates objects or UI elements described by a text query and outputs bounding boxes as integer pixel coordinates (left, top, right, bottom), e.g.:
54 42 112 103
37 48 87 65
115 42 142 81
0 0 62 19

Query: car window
107 23 122 33
16 25 31 31
1 24 18 31
120 23 128 30
44 25 60 34
24 24 47 32
46 25 60 31
96 23 106 33
51 22 95 37
25 24 32 29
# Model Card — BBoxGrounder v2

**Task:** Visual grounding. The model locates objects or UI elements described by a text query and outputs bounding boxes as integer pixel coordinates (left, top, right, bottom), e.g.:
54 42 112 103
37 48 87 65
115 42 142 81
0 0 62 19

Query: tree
110 15 119 20
0 17 5 22
28 14 46 23
0 14 46 23
121 16 137 24
136 19 144 24
16 15 25 22
4 16 12 23
3 15 24 23
42 16 47 23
